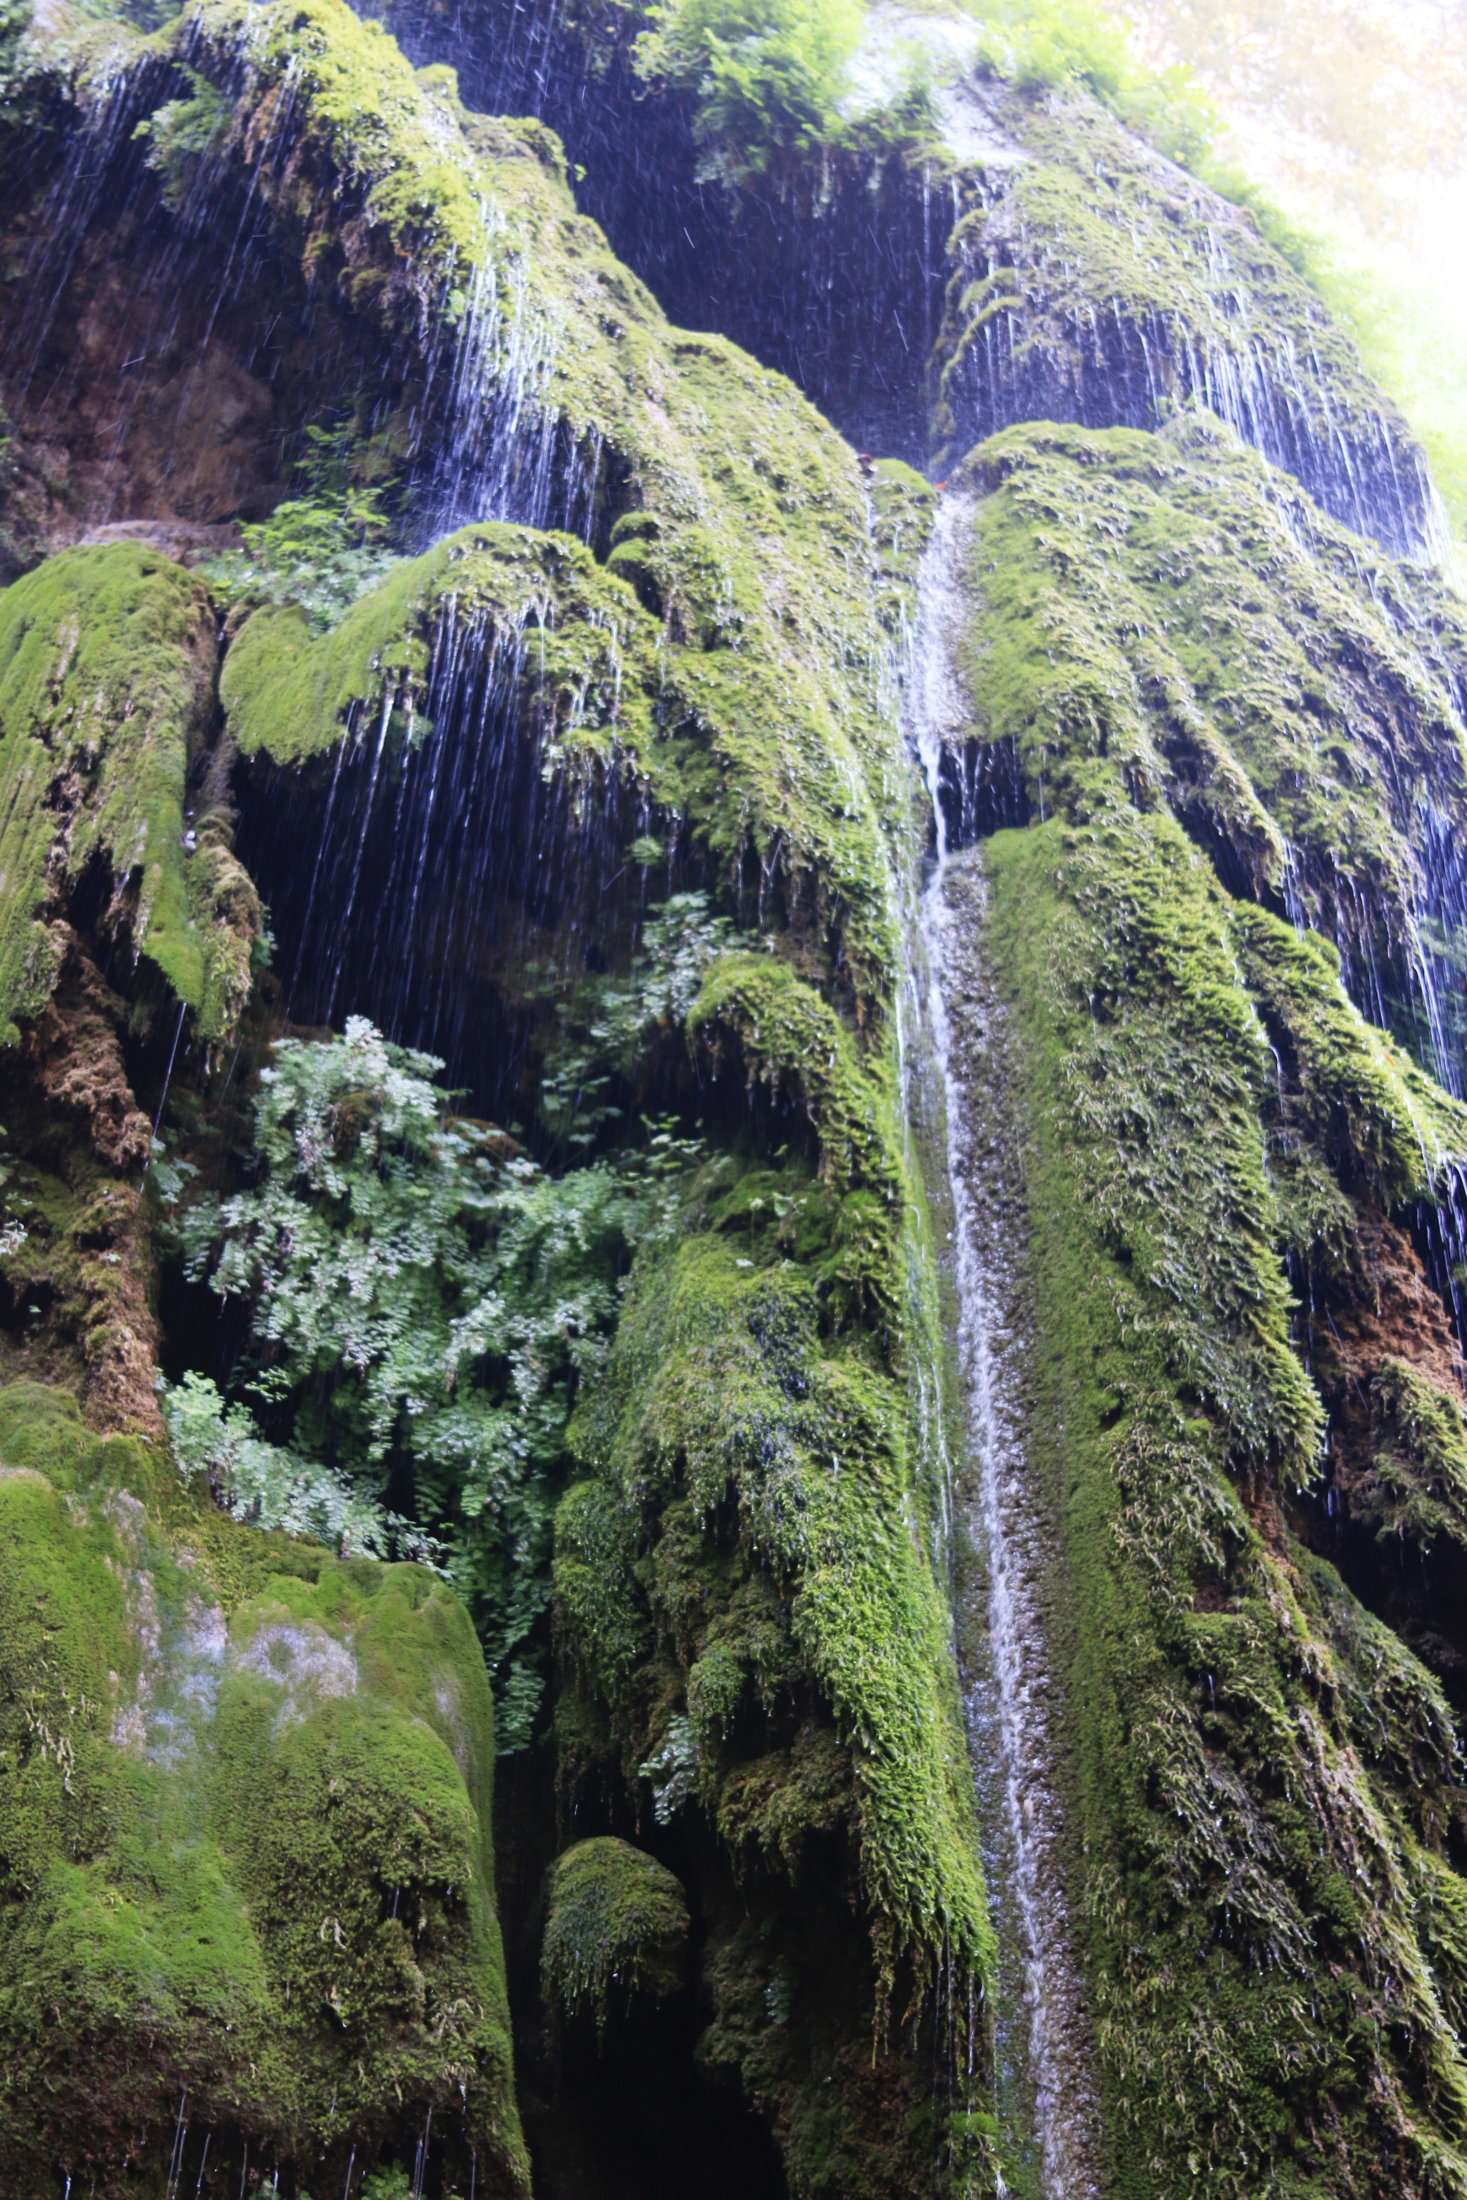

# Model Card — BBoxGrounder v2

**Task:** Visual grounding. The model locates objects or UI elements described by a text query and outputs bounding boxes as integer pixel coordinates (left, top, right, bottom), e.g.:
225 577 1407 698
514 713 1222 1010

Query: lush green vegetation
0 543 259 1045
955 413 1467 2193
636 0 865 181
634 0 935 184
635 0 1462 547
167 1017 654 1752
202 423 401 633
540 1836 689 2029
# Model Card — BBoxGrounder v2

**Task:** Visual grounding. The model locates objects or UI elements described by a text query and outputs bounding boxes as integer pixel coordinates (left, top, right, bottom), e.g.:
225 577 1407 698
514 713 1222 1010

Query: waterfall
909 495 1102 2198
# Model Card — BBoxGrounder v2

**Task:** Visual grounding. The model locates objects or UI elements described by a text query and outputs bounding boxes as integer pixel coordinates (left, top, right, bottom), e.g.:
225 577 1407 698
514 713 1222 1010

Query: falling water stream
908 495 1103 2199
16 13 1467 2187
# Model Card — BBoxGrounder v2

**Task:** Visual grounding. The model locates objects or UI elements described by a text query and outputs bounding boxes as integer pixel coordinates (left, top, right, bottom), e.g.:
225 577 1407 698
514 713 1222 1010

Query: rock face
0 1383 527 2197
2 0 1467 2195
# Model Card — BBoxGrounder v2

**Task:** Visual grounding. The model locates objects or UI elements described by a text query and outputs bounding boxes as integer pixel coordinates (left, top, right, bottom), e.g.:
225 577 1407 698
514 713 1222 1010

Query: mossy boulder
0 544 259 1045
0 1381 528 2196
963 814 1467 2194
914 375 1467 2191
540 1835 688 2031
559 1215 991 2008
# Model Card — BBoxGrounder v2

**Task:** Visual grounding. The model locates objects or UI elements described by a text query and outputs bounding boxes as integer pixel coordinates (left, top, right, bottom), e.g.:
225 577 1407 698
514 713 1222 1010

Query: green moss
72 0 908 1012
222 521 659 766
0 1379 528 2194
540 1835 689 2031
973 812 1467 2194
930 80 1433 547
687 950 903 1199
1361 1358 1467 1558
1233 905 1467 1203
987 814 1325 1476
1411 1842 1467 2047
956 414 1467 1039
181 0 494 306
5 10 992 2182
561 1214 991 2008
0 544 259 1043
933 402 1467 2188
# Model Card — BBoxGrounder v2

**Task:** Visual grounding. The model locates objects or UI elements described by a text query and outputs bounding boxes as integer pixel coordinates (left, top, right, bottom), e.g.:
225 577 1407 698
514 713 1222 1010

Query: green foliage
963 0 1214 166
540 891 748 1151
0 0 29 95
1363 1358 1467 1556
163 1370 443 1566
540 1836 689 2031
133 69 231 201
203 424 399 633
636 0 868 183
173 1018 650 1751
360 2173 412 2200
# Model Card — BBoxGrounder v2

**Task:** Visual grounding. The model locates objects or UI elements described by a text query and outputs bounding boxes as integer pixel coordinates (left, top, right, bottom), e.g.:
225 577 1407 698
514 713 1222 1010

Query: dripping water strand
143 999 189 1181
909 493 1102 2198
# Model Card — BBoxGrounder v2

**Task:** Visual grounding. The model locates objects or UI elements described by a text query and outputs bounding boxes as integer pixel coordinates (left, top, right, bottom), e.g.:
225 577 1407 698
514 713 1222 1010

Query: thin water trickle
907 495 1103 2198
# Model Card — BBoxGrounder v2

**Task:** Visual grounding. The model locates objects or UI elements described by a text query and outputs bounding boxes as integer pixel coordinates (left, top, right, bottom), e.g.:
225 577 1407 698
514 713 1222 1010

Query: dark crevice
929 734 1030 852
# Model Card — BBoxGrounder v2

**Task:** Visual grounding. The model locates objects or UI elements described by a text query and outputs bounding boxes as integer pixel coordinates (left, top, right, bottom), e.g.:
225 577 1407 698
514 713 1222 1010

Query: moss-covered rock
558 1198 991 2006
931 81 1444 559
0 1379 528 2196
540 1835 688 2031
1361 1357 1467 1557
13 0 911 1017
220 521 658 767
947 412 1467 1076
963 813 1467 2195
0 543 259 1045
930 401 1467 2191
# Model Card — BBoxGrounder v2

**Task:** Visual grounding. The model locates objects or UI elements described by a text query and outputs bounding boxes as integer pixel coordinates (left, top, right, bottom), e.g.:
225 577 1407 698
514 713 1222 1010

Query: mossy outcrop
969 819 1467 2192
929 82 1444 559
930 406 1467 2191
951 412 1467 1061
3 0 1467 2191
0 542 258 1045
9 0 910 1002
0 1379 527 2195
540 1836 689 2030
0 4 992 2190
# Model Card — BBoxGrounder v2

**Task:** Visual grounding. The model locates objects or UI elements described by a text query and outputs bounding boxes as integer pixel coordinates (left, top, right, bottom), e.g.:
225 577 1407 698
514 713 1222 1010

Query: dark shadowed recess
234 715 647 1129
378 0 947 468
234 710 838 1175
929 734 1031 853
497 1750 790 2200
937 301 1443 564
0 67 370 562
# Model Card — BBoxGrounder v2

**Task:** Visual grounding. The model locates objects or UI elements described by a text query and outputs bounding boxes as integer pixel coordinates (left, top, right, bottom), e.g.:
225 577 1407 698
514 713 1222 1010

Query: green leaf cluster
162 1368 444 1566
540 890 749 1150
635 0 925 185
172 1017 648 1750
203 426 399 634
962 0 1215 167
133 69 232 202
